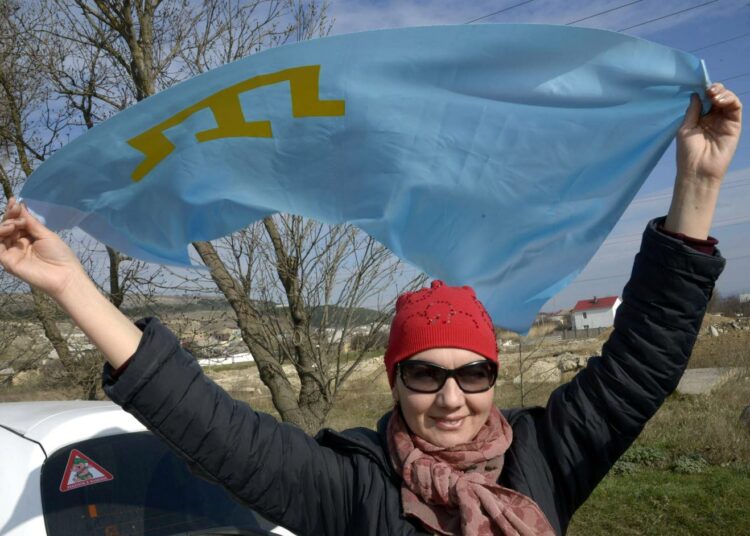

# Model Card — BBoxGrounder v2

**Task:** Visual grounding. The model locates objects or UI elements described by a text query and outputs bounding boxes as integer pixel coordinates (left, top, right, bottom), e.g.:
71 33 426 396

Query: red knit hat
384 280 498 387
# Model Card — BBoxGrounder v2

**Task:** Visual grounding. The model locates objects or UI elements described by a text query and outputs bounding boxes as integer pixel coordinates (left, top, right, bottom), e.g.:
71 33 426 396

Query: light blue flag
20 24 709 333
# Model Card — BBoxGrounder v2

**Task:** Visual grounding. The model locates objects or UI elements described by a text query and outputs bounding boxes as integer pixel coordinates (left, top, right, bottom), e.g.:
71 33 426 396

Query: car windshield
40 431 278 536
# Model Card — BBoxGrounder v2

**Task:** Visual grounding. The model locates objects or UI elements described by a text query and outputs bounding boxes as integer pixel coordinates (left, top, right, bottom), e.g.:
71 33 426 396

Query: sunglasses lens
400 362 446 393
456 362 497 393
399 361 497 393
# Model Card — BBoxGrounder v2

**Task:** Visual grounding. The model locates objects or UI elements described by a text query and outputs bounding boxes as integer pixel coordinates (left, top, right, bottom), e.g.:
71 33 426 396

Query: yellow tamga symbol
127 65 345 182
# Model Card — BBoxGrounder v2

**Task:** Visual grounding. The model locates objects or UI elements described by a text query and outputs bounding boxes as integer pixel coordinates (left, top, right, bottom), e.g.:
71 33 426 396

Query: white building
571 296 621 330
197 352 254 368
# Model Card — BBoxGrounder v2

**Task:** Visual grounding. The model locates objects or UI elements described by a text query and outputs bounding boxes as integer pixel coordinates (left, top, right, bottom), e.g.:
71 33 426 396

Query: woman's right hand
0 197 86 299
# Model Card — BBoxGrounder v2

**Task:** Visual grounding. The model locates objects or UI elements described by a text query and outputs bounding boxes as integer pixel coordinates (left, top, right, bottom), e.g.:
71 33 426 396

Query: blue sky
327 0 750 310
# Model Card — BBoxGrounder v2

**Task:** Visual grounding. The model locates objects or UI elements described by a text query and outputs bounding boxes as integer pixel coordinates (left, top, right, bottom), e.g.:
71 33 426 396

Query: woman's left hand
677 83 742 185
666 83 742 238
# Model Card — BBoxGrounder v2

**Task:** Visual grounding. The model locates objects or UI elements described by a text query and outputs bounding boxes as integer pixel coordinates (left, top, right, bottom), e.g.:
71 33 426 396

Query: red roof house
571 295 621 330
572 296 620 312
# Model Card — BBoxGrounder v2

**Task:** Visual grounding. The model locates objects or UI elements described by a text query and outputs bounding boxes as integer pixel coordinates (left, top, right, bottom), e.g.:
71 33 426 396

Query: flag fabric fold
20 24 709 332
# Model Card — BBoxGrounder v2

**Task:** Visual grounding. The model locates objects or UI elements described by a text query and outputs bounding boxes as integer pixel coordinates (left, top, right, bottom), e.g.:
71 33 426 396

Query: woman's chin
426 427 472 448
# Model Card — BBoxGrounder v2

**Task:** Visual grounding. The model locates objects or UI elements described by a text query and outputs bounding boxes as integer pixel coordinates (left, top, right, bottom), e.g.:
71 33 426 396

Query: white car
0 401 294 536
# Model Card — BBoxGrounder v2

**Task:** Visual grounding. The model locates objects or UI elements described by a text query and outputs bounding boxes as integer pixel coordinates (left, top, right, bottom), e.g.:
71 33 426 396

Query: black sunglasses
397 359 498 394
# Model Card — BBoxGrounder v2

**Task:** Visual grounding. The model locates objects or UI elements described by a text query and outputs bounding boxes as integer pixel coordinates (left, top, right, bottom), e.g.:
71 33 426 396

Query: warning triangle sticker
59 449 114 492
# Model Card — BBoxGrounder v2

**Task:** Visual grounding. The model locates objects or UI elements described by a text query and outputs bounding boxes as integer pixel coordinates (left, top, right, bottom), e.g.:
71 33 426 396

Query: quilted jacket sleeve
540 217 725 523
102 320 354 536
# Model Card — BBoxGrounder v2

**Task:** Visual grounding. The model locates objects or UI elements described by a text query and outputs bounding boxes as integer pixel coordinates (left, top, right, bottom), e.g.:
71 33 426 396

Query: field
224 313 750 534
2 312 749 533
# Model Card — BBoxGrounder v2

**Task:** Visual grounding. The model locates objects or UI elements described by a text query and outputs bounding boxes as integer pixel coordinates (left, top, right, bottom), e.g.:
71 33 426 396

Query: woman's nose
436 377 464 408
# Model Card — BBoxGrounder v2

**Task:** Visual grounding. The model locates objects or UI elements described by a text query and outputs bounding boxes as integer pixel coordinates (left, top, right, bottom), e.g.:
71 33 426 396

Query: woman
0 84 741 535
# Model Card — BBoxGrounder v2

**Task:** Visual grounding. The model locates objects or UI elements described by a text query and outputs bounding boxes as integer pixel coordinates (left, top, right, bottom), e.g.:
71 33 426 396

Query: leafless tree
37 0 317 321
0 1 93 396
6 0 422 432
178 0 295 76
165 0 413 433
1 1 162 398
189 216 419 432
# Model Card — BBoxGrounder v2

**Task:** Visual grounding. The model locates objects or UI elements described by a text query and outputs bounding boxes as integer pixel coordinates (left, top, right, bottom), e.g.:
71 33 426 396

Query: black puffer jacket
103 218 724 535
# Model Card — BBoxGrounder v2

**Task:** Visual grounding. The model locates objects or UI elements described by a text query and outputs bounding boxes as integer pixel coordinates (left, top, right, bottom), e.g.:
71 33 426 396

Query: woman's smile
432 416 466 431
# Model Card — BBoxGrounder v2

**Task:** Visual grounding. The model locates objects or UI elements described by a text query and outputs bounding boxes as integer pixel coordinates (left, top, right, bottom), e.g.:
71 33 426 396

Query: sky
325 0 750 311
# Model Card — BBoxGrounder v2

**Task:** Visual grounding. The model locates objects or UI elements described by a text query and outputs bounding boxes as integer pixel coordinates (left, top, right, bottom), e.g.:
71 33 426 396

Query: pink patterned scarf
387 406 556 535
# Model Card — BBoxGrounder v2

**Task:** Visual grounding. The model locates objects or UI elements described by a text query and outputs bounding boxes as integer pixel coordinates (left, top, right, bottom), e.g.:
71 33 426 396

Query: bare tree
0 275 40 389
10 0 421 432
173 0 414 432
178 0 294 76
189 216 417 432
513 335 557 407
39 0 307 321
0 2 96 396
0 1 167 398
39 4 159 316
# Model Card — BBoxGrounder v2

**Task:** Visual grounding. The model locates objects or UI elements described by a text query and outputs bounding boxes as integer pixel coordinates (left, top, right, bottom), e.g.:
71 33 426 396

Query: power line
621 176 750 208
464 0 719 30
465 0 536 24
712 215 750 228
564 188 750 250
721 70 750 83
599 213 750 249
569 251 750 286
569 272 630 284
720 178 750 190
624 178 750 210
689 30 750 53
466 0 732 47
564 0 643 26
617 0 719 32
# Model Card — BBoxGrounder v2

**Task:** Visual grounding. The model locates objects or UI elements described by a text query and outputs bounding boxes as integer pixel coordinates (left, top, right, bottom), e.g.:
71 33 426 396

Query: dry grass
232 362 561 432
688 329 750 369
3 318 747 467
265 327 750 469
0 383 76 402
632 321 750 465
315 369 750 467
639 372 750 465
496 322 560 342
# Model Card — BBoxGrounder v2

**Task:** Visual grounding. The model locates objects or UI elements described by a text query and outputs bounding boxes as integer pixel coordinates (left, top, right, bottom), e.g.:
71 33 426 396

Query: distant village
0 293 623 376
2 291 749 382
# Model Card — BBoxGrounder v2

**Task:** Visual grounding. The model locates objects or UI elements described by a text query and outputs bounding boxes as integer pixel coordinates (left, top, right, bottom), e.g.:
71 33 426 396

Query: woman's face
392 348 495 448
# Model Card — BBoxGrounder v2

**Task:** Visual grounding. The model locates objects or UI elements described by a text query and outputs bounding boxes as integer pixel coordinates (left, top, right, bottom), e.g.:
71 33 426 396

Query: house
571 296 621 330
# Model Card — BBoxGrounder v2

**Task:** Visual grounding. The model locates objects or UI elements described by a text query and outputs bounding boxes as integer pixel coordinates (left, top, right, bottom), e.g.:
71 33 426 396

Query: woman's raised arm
527 83 741 527
0 198 359 535
665 83 742 238
0 198 142 368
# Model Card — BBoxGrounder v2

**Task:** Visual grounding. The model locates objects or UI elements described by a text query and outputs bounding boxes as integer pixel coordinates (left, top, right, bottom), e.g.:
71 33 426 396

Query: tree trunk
30 288 78 379
192 239 330 433
261 217 331 424
1 53 81 393
106 246 125 308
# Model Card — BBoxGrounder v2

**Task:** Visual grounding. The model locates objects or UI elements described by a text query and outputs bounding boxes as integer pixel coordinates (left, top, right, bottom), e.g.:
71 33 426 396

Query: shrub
612 444 669 475
620 444 668 467
611 460 641 475
672 453 709 474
